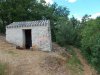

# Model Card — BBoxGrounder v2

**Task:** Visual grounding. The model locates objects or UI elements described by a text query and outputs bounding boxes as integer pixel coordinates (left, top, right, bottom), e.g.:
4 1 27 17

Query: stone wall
31 26 51 51
6 28 24 47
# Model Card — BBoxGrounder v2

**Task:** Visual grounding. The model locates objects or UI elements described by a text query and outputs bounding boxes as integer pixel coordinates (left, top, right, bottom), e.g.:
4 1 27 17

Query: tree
0 0 70 44
70 16 79 28
55 17 76 46
81 14 91 27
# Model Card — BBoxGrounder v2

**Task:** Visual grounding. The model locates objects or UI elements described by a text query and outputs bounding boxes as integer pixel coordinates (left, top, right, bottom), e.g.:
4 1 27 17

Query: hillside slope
0 35 68 75
72 47 97 75
0 35 97 75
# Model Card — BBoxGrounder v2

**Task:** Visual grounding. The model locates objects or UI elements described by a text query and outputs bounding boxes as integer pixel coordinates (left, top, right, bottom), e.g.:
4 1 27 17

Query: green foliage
0 22 4 33
70 17 82 47
55 20 76 45
55 16 81 46
1 0 100 73
0 0 70 42
81 17 100 72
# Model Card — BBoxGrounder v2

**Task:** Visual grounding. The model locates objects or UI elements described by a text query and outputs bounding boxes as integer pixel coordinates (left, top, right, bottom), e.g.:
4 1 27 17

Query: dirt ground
0 35 70 75
72 47 98 75
0 35 98 75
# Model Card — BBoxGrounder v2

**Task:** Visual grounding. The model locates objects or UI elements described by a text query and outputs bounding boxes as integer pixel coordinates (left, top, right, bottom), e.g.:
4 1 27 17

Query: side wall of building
31 26 52 51
6 28 24 47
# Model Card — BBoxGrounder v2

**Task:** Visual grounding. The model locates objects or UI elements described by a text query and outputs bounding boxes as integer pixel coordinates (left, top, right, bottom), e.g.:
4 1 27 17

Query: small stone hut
6 20 52 51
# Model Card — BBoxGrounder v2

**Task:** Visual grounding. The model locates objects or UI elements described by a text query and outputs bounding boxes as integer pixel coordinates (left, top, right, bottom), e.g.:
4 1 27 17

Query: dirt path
73 47 97 75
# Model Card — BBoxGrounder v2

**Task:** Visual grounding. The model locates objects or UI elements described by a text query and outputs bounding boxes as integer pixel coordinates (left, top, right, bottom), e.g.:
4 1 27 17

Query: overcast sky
44 0 100 20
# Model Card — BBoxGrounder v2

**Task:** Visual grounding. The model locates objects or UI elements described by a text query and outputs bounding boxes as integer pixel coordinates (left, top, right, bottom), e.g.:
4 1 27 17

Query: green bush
55 18 77 46
81 17 100 72
0 23 5 33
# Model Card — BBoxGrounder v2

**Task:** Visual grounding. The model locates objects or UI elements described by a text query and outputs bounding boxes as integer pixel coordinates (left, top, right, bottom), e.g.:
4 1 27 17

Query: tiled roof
6 20 50 28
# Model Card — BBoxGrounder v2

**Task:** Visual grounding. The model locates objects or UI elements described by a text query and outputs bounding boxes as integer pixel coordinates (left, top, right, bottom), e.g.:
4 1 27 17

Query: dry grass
40 56 68 74
0 35 94 75
0 35 70 75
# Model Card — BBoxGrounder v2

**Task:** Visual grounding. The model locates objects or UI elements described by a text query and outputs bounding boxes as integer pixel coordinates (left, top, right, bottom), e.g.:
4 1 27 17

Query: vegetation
0 0 100 74
0 0 69 41
0 62 8 75
67 46 83 75
81 17 100 72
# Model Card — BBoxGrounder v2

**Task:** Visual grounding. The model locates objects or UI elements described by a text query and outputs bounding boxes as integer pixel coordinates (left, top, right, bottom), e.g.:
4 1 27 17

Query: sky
45 0 100 20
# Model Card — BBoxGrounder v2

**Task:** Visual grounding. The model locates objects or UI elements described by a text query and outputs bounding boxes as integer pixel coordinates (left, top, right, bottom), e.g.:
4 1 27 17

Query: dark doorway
24 29 32 49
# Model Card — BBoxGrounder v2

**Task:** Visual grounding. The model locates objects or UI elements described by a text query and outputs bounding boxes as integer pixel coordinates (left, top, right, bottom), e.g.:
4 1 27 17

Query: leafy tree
81 14 91 27
69 16 82 47
55 17 76 46
70 16 79 28
0 0 70 43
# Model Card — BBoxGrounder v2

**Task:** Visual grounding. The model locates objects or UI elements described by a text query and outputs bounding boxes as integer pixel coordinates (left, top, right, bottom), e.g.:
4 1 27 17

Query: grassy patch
0 63 8 75
66 46 83 75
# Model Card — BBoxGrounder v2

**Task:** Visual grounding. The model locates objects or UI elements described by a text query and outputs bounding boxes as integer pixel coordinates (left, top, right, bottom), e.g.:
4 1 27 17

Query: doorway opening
24 29 32 49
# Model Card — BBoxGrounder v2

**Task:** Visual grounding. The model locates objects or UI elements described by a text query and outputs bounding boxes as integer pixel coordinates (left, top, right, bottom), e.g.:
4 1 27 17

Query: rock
16 46 24 50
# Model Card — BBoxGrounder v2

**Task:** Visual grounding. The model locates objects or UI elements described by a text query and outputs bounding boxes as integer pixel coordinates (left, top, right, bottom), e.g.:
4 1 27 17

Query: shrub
81 17 100 72
55 18 77 46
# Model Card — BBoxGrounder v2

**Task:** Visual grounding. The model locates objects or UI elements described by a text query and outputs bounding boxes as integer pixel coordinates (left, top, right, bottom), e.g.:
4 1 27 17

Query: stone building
6 20 52 51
